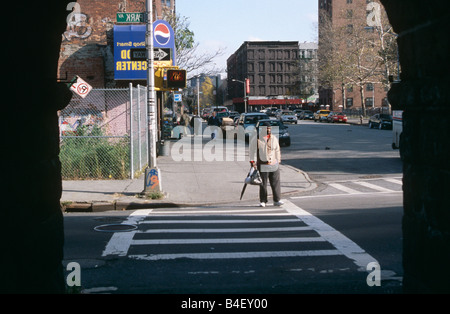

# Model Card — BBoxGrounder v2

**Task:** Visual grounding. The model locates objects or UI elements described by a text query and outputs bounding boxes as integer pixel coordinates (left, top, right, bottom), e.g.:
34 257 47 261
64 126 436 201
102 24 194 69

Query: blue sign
114 20 176 81
174 93 182 102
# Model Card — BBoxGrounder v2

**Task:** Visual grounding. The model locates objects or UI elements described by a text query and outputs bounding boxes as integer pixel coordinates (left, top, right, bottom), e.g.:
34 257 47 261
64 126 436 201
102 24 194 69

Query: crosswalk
101 201 378 271
292 177 402 199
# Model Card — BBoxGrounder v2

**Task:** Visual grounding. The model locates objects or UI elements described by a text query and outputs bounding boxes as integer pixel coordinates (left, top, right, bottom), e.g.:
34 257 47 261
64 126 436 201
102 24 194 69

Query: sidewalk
61 135 317 212
61 118 367 212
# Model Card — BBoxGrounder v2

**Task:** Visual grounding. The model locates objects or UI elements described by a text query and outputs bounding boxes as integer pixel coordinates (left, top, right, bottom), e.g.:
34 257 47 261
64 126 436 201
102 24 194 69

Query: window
258 50 265 60
259 62 265 72
277 75 283 83
248 63 254 72
269 62 275 72
277 50 283 60
365 97 374 107
269 50 275 59
366 83 374 91
347 0 353 3
162 0 171 7
259 75 265 84
277 63 283 71
269 75 275 84
346 98 353 108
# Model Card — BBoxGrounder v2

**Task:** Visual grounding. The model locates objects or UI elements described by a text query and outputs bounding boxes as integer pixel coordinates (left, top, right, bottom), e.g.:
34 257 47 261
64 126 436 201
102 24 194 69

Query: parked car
314 110 331 122
302 110 315 120
368 113 393 130
236 112 270 141
255 119 291 147
294 109 305 119
228 111 240 120
327 111 348 123
277 110 298 124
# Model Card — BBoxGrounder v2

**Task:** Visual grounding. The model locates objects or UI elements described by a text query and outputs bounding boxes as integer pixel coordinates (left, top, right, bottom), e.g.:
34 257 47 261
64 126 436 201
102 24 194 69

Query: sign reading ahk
114 20 176 81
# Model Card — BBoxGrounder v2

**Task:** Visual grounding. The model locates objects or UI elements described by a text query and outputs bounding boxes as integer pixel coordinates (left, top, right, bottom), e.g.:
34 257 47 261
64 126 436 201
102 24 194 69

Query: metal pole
146 0 156 168
197 76 200 116
129 82 134 179
244 79 247 113
143 0 162 194
137 84 142 170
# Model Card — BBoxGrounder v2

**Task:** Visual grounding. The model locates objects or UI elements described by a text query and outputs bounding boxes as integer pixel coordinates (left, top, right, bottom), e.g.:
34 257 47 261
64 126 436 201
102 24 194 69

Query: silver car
277 110 298 124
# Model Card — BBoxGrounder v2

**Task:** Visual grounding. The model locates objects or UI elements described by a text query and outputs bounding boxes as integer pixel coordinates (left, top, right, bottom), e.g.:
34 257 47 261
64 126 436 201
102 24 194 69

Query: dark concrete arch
380 0 450 293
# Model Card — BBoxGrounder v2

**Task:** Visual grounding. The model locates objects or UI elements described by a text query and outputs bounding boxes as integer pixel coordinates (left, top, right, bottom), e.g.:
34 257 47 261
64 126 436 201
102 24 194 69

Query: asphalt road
62 119 404 296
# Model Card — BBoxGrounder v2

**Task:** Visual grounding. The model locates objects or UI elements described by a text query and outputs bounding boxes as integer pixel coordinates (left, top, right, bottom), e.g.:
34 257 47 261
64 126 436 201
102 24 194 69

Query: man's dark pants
258 166 281 203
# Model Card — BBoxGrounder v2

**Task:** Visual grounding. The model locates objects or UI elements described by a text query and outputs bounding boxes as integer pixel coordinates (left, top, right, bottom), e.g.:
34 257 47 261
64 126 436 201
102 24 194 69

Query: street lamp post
232 79 248 113
143 0 162 194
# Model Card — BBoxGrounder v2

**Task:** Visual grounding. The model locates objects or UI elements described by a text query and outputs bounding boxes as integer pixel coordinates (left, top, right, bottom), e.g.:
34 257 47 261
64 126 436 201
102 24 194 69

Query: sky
176 0 318 77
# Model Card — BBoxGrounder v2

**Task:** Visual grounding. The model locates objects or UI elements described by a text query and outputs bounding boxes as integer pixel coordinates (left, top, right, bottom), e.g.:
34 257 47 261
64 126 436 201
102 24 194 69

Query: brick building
318 0 398 113
58 0 175 88
227 41 305 112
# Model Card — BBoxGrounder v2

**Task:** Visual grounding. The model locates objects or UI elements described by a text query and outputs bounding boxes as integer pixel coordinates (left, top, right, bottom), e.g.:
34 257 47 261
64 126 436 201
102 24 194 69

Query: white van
392 110 403 149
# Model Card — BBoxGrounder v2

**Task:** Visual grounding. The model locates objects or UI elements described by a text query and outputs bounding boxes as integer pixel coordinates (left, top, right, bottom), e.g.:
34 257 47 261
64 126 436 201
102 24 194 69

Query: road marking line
131 237 326 245
383 178 402 185
128 250 342 261
149 209 286 214
138 226 312 233
139 219 299 224
290 190 402 199
101 209 153 257
282 200 379 270
328 183 362 194
102 231 137 257
354 181 396 192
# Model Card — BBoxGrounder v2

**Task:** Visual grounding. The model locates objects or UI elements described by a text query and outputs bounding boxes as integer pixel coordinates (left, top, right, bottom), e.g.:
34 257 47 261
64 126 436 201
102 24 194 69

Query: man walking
250 122 284 207
207 111 222 139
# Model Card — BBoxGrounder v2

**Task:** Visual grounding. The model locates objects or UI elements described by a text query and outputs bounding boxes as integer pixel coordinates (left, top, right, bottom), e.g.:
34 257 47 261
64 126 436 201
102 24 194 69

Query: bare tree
318 2 398 115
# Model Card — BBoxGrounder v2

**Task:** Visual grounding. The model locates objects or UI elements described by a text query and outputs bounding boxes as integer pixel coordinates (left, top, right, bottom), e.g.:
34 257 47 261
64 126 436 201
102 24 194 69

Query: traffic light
166 69 186 89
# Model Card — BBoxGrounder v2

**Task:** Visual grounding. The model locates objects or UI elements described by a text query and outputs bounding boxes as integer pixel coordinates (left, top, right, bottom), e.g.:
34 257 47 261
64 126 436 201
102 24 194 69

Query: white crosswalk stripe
328 183 363 194
101 202 379 271
353 181 396 192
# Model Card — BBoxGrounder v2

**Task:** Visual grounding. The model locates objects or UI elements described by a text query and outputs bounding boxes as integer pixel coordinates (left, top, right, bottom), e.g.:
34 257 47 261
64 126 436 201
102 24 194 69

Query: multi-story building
318 0 397 113
227 41 305 112
58 0 175 88
297 42 319 105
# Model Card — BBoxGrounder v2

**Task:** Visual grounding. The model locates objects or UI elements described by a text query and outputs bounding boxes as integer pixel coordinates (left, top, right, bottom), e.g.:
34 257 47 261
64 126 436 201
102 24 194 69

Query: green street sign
116 12 146 23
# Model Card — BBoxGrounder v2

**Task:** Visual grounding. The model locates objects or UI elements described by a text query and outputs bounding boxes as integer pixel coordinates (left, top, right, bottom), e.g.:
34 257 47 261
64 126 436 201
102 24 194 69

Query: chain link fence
59 85 149 180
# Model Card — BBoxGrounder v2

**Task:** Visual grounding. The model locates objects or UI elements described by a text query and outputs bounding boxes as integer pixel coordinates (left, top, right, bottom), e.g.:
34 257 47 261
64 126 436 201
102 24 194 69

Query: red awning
232 98 304 106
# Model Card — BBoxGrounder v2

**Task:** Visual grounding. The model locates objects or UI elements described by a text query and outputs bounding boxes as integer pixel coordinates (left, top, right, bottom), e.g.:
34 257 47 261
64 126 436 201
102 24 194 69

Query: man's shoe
274 201 284 206
259 202 266 207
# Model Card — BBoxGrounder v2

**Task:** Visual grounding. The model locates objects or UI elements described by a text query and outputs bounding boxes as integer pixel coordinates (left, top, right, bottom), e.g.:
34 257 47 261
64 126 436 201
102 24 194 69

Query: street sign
69 76 92 98
130 48 171 61
116 12 146 23
174 93 182 102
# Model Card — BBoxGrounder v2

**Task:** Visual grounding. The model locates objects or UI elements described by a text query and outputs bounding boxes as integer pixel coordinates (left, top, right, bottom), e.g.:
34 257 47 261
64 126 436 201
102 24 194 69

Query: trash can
159 140 170 156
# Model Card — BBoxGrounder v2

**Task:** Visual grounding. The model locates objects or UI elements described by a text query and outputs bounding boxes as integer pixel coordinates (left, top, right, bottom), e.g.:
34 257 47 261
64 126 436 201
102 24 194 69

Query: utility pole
143 0 162 194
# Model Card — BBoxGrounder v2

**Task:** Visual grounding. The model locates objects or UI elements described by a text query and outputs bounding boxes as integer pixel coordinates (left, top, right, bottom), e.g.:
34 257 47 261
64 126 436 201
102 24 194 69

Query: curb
62 200 183 213
61 168 318 213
